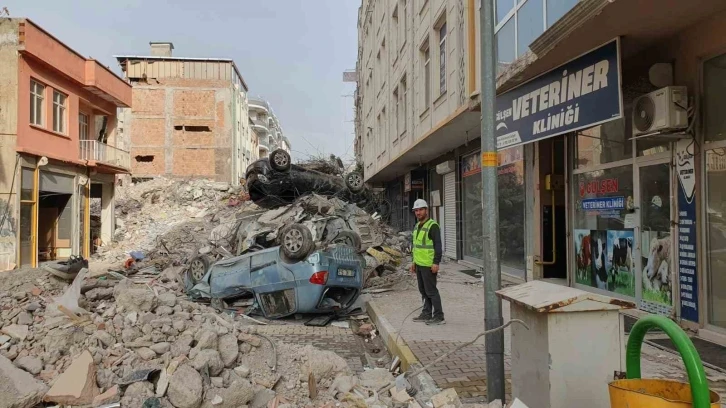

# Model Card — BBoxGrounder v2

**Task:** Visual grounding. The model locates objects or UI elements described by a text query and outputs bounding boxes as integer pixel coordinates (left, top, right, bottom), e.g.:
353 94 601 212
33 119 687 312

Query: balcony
80 140 130 171
248 98 270 113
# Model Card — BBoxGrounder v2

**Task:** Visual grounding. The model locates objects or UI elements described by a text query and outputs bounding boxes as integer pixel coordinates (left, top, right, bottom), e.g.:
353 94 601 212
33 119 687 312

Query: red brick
131 118 165 147
132 88 165 115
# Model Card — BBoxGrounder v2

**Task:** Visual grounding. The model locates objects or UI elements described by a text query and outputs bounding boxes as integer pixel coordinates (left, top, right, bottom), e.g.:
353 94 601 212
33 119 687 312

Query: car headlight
258 174 268 182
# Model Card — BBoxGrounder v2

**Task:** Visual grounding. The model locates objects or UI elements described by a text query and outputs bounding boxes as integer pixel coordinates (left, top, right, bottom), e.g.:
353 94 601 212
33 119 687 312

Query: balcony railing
79 140 130 170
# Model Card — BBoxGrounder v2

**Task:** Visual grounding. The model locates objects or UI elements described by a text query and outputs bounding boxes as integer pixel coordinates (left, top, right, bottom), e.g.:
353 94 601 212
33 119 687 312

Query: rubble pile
0 267 412 407
94 178 410 287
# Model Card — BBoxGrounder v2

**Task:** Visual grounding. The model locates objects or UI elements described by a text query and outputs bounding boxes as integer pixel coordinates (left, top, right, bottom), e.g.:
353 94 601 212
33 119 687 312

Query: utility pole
480 0 505 403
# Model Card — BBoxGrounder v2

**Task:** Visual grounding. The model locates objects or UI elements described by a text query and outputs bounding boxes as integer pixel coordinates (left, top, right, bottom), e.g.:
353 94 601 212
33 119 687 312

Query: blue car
188 224 365 318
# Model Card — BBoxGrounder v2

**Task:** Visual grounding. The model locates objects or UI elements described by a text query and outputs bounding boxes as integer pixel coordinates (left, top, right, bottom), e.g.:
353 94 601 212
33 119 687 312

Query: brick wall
131 89 165 115
172 148 215 176
131 147 165 175
131 118 166 147
126 80 234 182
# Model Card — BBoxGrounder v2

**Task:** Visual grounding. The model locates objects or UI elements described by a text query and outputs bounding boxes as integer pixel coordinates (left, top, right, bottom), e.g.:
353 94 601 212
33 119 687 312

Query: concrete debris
44 350 101 405
0 354 48 408
0 178 421 407
431 388 463 408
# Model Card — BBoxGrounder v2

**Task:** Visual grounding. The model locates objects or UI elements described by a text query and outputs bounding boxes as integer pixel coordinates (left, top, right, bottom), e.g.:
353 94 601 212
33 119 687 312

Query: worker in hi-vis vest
408 199 445 325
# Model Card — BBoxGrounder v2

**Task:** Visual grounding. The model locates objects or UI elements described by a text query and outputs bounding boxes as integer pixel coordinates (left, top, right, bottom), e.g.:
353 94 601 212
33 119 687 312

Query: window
399 0 407 52
496 18 516 74
421 41 431 111
393 86 399 140
496 0 514 23
704 53 726 143
392 6 399 63
517 0 544 57
30 80 44 126
79 113 89 140
438 22 447 96
53 90 67 134
547 0 579 27
400 75 407 136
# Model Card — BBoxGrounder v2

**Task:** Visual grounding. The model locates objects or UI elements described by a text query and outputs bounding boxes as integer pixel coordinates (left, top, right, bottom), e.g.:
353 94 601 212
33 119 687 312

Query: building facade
0 18 132 270
356 0 726 342
248 96 291 159
115 43 252 185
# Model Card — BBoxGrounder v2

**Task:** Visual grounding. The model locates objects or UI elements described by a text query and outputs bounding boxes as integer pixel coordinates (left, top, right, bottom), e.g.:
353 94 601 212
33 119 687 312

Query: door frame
633 154 676 314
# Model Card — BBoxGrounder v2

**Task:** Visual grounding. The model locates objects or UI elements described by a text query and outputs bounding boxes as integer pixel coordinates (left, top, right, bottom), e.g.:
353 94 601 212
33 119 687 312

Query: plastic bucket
609 378 721 407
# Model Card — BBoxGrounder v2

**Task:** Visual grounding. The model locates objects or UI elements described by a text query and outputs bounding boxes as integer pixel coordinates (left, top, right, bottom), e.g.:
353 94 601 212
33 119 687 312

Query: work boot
426 316 446 326
412 314 431 322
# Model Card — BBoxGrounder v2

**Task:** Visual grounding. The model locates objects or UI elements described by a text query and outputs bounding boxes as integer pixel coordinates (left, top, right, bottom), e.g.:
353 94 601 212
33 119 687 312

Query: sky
5 0 359 162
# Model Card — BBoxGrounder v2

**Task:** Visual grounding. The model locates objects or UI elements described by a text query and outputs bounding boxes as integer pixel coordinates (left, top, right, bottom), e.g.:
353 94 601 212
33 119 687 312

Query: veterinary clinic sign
495 39 622 149
677 139 699 322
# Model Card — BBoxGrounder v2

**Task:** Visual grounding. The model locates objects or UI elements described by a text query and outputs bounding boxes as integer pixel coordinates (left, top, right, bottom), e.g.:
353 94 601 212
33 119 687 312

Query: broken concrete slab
0 354 48 408
92 385 120 407
14 356 42 375
113 279 158 312
218 334 238 368
431 388 463 408
1 324 29 341
44 350 101 405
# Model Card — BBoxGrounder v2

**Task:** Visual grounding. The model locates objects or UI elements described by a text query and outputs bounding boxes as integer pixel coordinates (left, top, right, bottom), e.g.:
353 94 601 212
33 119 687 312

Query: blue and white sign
581 197 625 211
677 139 699 322
495 39 622 149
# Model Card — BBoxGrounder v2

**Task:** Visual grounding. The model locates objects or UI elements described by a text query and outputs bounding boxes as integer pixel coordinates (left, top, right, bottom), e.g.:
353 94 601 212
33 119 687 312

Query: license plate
337 268 356 277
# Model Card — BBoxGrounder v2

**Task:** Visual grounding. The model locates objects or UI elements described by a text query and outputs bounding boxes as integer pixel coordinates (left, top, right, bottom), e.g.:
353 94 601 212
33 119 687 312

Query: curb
366 300 440 400
365 299 418 371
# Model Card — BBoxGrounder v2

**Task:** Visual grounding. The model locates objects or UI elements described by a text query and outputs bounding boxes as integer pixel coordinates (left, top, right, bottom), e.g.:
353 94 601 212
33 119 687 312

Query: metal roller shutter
443 172 457 259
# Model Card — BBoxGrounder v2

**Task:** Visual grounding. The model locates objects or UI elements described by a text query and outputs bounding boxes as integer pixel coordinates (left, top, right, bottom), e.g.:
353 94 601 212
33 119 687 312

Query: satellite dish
38 156 48 167
78 175 89 186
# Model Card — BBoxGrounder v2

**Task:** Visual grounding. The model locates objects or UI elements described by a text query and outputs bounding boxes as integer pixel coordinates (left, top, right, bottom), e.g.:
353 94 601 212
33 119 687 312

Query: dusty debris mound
0 266 405 407
93 177 409 288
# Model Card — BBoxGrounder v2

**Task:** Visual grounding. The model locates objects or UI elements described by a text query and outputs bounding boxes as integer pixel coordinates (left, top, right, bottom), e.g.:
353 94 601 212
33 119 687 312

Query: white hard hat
412 199 428 210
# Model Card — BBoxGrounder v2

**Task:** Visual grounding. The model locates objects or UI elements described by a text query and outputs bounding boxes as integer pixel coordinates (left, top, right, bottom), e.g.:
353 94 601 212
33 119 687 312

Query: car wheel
280 224 314 261
331 230 362 251
270 149 291 172
345 171 365 193
189 255 211 284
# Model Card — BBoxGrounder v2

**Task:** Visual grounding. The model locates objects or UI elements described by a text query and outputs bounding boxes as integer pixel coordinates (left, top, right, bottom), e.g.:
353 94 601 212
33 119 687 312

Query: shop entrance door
634 159 675 316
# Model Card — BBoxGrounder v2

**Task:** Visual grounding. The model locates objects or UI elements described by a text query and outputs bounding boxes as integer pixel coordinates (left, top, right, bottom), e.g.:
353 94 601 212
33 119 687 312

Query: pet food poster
641 231 673 306
677 139 698 321
573 229 634 297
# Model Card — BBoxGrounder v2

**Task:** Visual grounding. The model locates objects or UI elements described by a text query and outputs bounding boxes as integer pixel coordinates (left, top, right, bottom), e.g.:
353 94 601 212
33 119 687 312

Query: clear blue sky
5 0 359 161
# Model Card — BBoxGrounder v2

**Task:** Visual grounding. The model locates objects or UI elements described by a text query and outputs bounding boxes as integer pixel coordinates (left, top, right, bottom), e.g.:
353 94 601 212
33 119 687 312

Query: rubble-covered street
0 177 434 408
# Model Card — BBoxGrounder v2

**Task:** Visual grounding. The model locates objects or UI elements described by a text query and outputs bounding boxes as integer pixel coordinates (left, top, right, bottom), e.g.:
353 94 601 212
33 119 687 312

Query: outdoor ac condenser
632 86 688 137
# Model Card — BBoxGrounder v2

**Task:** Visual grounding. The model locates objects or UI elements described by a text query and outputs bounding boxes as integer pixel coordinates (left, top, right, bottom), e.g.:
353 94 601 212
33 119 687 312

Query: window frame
30 80 45 127
437 19 447 96
52 89 68 134
420 38 431 113
79 112 90 140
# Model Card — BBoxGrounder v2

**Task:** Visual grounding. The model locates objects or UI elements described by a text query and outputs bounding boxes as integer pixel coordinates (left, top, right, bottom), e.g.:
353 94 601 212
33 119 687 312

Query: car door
248 250 298 318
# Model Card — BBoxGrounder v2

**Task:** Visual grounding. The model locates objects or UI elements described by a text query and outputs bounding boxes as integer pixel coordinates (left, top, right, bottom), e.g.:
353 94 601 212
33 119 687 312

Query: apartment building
0 18 132 270
115 43 253 185
248 96 291 159
357 0 726 341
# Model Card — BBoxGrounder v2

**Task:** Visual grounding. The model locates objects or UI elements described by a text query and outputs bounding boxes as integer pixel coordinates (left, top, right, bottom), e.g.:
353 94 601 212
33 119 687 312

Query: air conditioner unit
436 160 455 175
632 86 688 137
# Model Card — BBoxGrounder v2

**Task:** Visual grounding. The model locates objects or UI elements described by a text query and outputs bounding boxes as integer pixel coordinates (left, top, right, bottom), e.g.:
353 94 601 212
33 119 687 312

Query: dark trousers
416 265 444 319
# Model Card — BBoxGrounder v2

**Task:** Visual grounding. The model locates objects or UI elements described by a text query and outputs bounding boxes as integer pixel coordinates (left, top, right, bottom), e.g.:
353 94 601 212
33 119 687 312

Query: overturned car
245 149 390 219
186 223 366 319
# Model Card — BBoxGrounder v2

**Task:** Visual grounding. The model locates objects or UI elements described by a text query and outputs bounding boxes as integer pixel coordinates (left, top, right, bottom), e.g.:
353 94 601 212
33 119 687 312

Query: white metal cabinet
497 281 634 408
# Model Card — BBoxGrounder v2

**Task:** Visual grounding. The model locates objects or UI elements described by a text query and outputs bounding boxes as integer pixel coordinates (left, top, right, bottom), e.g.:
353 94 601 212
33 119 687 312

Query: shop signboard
677 139 698 322
463 152 481 178
495 39 622 149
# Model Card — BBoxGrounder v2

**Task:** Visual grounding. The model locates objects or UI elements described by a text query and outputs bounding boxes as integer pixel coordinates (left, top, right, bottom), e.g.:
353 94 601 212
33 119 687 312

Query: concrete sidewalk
366 261 726 404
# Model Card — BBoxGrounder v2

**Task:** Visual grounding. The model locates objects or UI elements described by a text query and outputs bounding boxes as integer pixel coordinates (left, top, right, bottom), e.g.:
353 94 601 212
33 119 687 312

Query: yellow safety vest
412 218 438 267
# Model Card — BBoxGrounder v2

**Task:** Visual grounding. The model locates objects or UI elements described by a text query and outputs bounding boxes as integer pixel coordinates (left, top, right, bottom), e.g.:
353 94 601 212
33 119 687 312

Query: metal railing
79 140 130 170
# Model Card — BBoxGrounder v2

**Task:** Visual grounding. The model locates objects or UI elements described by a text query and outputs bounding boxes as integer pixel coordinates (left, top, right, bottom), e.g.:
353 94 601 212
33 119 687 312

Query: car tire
345 171 365 193
270 149 292 172
331 230 362 251
189 255 211 284
279 224 315 261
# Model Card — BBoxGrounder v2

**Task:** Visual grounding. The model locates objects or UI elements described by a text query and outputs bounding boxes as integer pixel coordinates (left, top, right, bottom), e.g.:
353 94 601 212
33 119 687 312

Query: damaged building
0 18 131 271
115 43 255 185
248 96 291 160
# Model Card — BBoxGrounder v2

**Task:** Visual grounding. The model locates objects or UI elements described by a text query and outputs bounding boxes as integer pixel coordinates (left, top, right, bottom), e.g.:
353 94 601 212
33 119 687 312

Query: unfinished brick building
115 43 253 185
